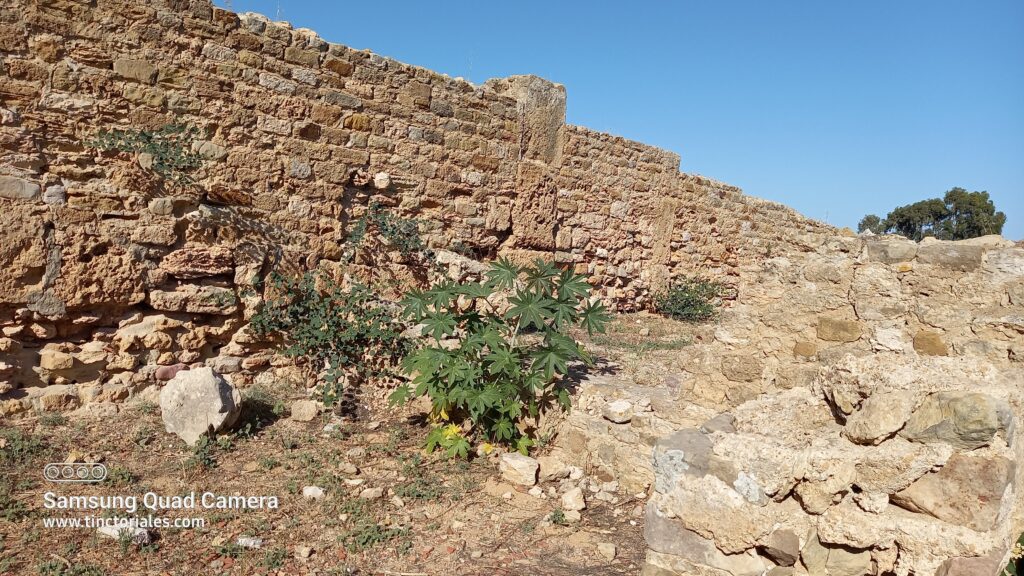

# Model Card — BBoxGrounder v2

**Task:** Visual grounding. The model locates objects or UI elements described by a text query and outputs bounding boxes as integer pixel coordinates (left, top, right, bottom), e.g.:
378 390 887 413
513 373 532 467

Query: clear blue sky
217 0 1024 239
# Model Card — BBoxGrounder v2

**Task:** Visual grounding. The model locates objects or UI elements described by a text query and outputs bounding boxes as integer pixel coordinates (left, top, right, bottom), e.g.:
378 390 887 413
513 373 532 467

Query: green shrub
390 258 610 454
346 201 429 261
653 276 729 322
250 272 409 407
87 123 204 185
0 428 44 465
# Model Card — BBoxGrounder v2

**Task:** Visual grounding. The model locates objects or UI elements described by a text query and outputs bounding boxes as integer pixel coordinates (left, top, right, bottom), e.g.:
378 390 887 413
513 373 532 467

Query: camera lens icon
43 463 107 483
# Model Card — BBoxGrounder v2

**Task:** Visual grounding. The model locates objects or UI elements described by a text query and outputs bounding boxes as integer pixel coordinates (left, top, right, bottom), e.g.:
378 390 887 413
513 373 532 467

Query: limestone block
917 242 984 272
602 399 634 423
160 246 234 279
290 400 318 422
842 391 918 445
721 354 763 383
643 503 766 576
760 528 799 566
865 237 918 263
561 487 586 511
0 175 40 200
149 285 238 315
113 59 158 84
851 264 906 320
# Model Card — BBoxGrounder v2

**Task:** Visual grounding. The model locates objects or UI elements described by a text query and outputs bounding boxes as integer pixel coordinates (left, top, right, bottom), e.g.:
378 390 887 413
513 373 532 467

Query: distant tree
885 198 950 241
940 187 1007 240
857 214 885 234
858 188 1006 241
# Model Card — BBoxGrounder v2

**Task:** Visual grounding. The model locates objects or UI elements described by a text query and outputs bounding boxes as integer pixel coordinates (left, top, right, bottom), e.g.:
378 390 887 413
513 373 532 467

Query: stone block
817 317 862 342
0 175 40 200
917 242 984 271
113 59 158 84
900 391 1012 450
891 452 1014 531
913 330 948 356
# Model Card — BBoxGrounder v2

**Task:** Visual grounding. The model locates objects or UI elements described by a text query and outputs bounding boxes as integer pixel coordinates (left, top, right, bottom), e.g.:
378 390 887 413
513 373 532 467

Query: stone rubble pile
642 355 1022 576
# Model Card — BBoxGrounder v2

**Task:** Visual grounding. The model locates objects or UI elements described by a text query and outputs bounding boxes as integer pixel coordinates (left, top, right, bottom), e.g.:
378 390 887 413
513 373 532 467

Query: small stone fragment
602 399 634 424
302 485 325 500
561 487 586 511
499 452 539 486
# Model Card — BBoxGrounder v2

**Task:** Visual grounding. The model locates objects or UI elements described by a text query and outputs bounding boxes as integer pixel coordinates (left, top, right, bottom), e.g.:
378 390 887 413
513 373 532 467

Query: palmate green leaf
549 293 579 330
426 281 457 309
401 347 447 378
388 384 412 406
486 257 521 291
399 288 430 321
422 312 457 339
424 427 445 453
506 289 551 330
556 268 591 302
493 419 515 441
514 436 534 455
446 435 471 459
547 329 586 362
485 347 517 375
530 344 569 381
454 282 492 300
579 298 612 336
523 259 559 294
557 388 572 411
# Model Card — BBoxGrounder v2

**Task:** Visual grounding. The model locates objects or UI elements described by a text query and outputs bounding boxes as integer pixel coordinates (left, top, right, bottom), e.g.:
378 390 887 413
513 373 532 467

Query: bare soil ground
0 315 692 576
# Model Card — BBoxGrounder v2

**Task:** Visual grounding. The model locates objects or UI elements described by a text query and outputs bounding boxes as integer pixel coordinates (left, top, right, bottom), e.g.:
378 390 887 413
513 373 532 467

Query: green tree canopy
857 188 1006 241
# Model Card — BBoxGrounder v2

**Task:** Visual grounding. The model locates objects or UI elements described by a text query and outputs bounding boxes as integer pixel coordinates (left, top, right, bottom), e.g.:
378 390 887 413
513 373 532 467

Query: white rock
602 399 634 423
373 171 391 189
159 367 241 446
564 510 582 523
302 485 325 500
97 524 151 544
290 399 319 422
597 542 617 561
359 487 384 499
538 455 570 482
528 487 544 498
294 545 313 559
499 452 539 486
237 536 263 549
561 487 586 511
569 466 585 480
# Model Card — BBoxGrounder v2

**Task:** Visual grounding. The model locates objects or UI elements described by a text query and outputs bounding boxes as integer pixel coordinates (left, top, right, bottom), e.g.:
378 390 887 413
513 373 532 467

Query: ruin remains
1 0 1023 574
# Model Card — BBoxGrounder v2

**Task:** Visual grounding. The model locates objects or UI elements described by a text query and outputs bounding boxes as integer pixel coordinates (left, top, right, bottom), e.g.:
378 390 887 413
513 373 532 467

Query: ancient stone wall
0 0 834 407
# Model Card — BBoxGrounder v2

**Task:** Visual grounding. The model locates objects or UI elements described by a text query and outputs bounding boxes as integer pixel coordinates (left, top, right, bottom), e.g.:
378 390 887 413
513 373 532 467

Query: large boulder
899 392 1013 450
159 367 242 445
890 452 1015 531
